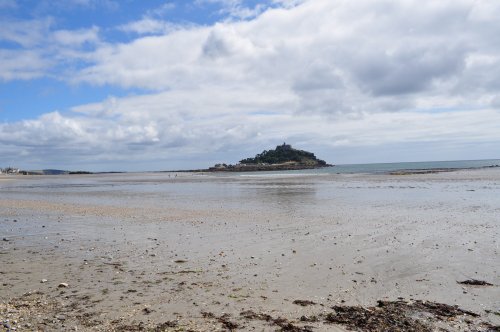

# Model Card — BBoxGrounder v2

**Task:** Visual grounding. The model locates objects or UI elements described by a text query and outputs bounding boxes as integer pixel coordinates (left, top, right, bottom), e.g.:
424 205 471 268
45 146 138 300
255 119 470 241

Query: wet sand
1 170 499 331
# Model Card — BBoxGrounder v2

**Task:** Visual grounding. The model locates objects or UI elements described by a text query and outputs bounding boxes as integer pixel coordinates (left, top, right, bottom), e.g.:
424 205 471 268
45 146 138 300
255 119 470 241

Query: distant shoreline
387 165 500 175
171 164 499 174
2 160 499 176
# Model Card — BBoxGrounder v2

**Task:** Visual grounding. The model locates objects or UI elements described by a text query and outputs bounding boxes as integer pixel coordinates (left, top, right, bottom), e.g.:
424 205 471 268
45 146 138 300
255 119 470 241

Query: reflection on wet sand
1 170 499 331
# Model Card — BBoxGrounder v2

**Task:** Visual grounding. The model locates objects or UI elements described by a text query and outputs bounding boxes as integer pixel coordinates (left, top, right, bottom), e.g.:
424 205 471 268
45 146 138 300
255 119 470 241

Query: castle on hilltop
278 142 292 150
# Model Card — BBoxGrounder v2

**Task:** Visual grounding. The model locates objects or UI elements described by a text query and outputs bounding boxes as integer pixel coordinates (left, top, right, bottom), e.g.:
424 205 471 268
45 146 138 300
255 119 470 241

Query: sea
234 159 500 176
1 158 499 234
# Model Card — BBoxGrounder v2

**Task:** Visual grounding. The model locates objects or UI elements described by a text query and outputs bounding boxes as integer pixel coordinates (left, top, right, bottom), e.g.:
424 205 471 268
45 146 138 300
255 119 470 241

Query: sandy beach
1 169 499 331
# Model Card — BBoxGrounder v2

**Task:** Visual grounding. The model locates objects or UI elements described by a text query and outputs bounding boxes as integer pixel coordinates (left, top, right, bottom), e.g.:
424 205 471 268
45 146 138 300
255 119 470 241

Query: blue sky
0 0 279 121
1 0 500 171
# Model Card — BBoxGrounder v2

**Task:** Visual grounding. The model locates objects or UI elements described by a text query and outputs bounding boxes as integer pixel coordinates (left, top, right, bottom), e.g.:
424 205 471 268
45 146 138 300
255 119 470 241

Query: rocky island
208 143 332 172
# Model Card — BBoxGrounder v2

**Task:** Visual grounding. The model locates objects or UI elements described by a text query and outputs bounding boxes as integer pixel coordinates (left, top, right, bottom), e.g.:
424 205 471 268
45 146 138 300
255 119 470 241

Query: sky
1 0 499 171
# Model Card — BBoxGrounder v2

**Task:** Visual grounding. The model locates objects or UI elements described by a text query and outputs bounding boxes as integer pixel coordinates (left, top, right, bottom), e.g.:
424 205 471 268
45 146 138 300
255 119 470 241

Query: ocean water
1 159 499 228
236 159 500 176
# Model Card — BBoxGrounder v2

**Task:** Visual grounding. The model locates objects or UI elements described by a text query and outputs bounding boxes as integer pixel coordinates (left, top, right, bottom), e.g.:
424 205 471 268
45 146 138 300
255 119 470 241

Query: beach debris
2 290 497 332
102 262 123 267
300 315 319 322
485 310 500 317
218 314 239 330
240 310 313 331
2 238 9 242
457 279 493 286
325 304 428 331
40 279 48 283
155 321 178 329
58 283 69 288
324 300 482 332
293 300 317 306
201 311 215 318
385 300 480 318
202 312 239 330
174 259 187 263
240 310 273 321
142 307 153 315
159 269 201 275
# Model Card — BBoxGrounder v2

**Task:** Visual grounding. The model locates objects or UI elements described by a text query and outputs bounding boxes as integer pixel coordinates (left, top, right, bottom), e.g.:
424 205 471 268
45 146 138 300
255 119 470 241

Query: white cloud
0 49 50 80
2 91 500 170
118 2 179 36
147 2 176 17
75 0 499 105
271 0 305 9
1 0 500 169
195 0 269 20
118 18 181 35
0 18 100 51
52 27 100 46
0 18 54 47
0 20 102 81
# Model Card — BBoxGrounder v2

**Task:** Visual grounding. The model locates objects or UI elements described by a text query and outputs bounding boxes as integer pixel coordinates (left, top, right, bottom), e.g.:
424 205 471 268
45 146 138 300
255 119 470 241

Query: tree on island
239 143 328 166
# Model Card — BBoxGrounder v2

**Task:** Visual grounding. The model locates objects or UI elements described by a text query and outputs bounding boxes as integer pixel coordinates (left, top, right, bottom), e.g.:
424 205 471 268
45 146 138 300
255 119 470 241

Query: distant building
1 167 20 174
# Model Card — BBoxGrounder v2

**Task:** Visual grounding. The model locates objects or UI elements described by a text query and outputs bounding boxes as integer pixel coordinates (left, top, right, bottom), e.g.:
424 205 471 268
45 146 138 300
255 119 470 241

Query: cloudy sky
1 0 499 171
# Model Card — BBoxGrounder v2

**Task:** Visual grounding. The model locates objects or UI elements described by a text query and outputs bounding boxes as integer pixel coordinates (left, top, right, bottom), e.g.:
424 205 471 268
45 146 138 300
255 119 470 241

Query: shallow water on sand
1 169 499 330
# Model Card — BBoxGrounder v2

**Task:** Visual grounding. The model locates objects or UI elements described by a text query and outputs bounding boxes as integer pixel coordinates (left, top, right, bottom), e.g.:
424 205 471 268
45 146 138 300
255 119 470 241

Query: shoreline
1 169 499 331
170 164 500 174
387 165 500 175
2 161 499 177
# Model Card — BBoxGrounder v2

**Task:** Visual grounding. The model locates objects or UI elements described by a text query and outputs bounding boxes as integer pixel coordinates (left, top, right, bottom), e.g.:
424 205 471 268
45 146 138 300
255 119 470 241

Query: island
208 143 332 172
